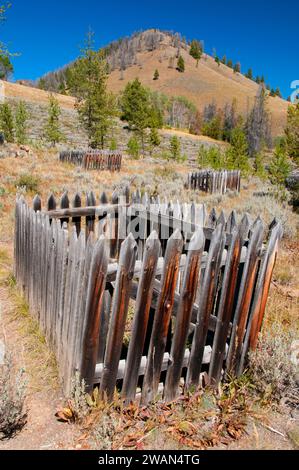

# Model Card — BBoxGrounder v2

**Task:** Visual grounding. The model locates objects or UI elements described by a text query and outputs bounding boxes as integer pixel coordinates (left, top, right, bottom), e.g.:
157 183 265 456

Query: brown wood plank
79 236 108 393
164 229 204 402
186 223 225 390
100 234 137 401
122 231 161 403
208 228 243 386
225 220 264 376
141 230 183 405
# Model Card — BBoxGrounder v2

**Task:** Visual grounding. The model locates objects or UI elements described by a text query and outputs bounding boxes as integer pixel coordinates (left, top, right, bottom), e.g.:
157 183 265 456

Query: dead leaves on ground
55 387 248 450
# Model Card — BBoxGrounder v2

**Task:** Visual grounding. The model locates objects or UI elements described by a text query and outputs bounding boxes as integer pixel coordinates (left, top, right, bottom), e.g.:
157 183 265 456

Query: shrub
0 353 27 440
225 127 250 175
153 69 159 80
127 136 140 159
169 135 181 160
0 102 14 143
269 144 291 186
109 138 117 151
15 101 29 145
177 55 185 72
201 116 223 140
15 174 41 193
249 324 299 406
149 127 161 148
198 144 224 170
253 153 267 179
240 192 297 239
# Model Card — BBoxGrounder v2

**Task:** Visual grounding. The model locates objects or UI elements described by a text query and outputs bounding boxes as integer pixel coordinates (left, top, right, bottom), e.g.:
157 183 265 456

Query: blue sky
1 0 298 98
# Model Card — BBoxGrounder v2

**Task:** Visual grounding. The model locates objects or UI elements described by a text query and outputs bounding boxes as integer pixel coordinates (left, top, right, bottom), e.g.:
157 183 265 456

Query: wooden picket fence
59 150 122 171
14 190 282 403
187 170 241 194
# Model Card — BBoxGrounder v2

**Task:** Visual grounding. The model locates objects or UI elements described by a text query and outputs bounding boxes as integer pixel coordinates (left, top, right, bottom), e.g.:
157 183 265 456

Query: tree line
1 28 297 192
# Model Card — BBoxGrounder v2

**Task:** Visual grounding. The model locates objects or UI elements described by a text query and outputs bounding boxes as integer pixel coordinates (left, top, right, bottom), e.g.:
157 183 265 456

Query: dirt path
0 245 80 450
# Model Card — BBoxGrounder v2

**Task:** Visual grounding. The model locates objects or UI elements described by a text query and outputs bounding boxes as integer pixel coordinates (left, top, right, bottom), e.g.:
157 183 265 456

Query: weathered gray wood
60 227 79 377
164 229 205 402
33 194 41 212
122 231 161 403
226 220 264 376
60 192 70 226
95 346 212 382
141 230 183 405
226 211 237 234
97 290 112 364
247 223 283 352
86 191 96 239
79 236 108 393
45 203 123 219
72 193 81 235
208 228 243 386
186 223 225 390
100 234 137 401
14 194 280 400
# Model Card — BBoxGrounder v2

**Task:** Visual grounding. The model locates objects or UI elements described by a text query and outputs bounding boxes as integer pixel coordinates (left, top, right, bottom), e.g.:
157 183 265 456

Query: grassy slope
107 41 289 137
2 36 289 139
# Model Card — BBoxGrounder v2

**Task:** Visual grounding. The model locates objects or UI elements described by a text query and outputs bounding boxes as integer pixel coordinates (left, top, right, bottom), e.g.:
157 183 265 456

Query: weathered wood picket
59 150 122 171
14 190 282 403
187 170 241 194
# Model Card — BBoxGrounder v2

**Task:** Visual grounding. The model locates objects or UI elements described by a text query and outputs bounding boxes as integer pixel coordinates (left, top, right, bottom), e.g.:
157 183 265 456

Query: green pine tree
234 62 241 74
0 54 13 80
225 127 250 174
215 56 221 67
221 55 227 65
189 40 202 66
68 30 116 148
44 94 65 146
0 102 14 142
127 136 140 159
177 55 185 72
153 69 159 80
109 137 117 151
149 127 161 147
227 59 233 69
169 135 181 160
15 101 29 144
253 153 267 179
246 68 253 80
198 145 224 170
285 103 299 164
201 115 223 140
121 78 161 155
269 144 290 185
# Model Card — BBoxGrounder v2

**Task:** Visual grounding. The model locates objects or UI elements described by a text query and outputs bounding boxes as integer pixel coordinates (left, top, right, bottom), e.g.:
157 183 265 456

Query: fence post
79 236 109 393
122 231 160 403
100 234 137 401
164 229 204 401
141 230 183 405
186 223 225 390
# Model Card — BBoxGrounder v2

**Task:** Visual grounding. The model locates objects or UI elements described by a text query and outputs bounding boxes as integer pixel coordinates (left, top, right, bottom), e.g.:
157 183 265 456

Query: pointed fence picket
59 150 122 171
13 189 282 401
187 170 241 194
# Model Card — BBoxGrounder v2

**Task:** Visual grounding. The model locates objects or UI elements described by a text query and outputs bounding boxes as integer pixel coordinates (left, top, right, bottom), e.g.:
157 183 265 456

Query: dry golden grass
107 40 289 136
1 33 289 138
1 80 76 109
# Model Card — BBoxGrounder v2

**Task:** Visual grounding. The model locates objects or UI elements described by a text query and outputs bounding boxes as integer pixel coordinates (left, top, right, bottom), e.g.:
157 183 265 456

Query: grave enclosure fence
187 170 241 194
59 150 122 171
14 189 282 403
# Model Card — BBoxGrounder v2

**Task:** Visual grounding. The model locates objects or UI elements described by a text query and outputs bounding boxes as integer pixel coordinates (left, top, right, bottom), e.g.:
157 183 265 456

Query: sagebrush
249 324 299 406
0 353 27 440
